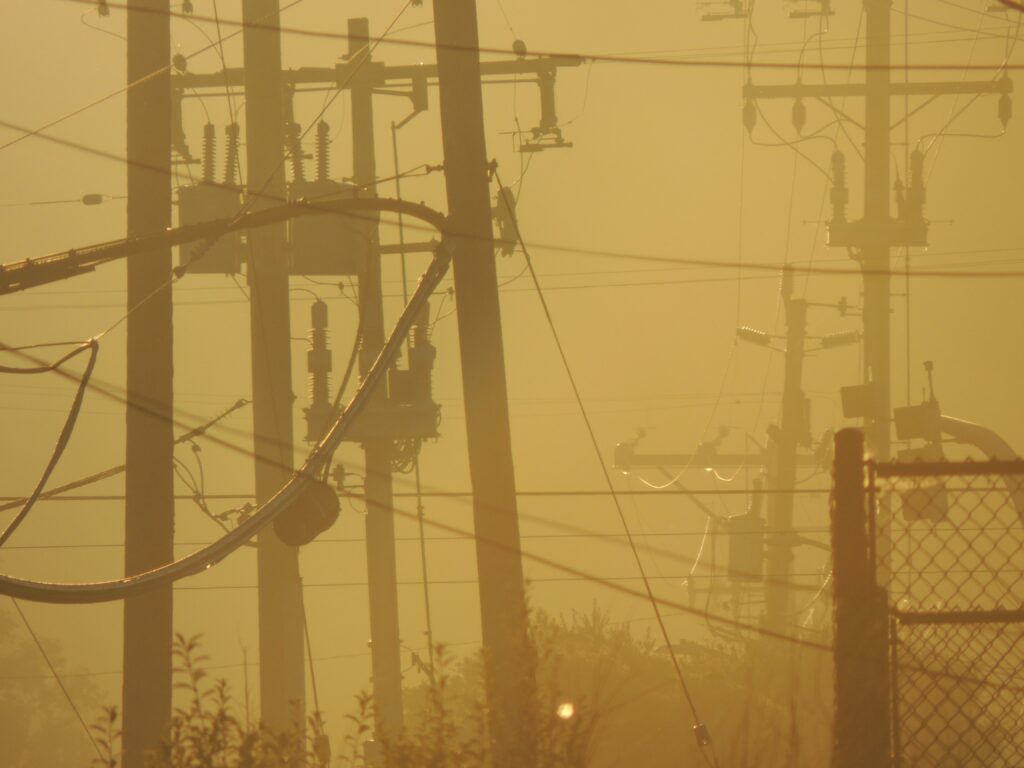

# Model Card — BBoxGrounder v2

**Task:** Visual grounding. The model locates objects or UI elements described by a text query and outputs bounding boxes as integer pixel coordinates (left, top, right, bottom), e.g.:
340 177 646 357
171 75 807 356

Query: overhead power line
0 198 451 604
56 0 1024 72
3 150 1023 285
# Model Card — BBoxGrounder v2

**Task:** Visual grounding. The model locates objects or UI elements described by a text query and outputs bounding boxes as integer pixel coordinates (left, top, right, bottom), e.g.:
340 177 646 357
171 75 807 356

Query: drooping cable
391 118 436 673
0 339 98 547
0 398 249 515
0 201 450 603
492 169 719 766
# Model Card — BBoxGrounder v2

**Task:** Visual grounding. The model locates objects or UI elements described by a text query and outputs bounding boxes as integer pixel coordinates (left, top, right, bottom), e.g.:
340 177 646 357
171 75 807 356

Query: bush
92 609 832 768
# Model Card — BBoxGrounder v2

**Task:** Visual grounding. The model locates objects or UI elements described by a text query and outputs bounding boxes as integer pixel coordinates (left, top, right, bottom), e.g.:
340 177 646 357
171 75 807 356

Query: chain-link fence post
831 428 890 768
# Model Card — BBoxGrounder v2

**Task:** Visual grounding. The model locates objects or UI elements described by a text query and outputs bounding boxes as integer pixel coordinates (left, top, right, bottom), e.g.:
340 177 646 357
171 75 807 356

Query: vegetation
89 608 833 767
0 602 102 768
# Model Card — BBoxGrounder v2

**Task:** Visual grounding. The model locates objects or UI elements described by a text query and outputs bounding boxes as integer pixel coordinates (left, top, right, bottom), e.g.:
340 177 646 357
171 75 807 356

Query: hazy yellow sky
2 1 1023 762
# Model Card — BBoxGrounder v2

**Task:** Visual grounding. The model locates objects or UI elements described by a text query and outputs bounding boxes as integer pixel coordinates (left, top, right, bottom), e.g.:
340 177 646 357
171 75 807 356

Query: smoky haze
1 1 1023 766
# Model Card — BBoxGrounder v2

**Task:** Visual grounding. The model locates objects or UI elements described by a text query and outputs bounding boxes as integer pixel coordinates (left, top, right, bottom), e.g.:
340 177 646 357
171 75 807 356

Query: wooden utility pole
830 428 889 768
743 2 1010 585
764 273 807 630
123 2 174 765
862 0 892 465
241 0 305 731
432 2 533 764
348 16 405 738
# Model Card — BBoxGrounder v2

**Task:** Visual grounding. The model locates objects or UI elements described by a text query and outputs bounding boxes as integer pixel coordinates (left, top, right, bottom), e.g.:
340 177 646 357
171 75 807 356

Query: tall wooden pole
123 1 174 765
241 0 305 731
863 0 893 583
348 17 405 738
863 0 892 464
432 2 533 764
764 274 807 630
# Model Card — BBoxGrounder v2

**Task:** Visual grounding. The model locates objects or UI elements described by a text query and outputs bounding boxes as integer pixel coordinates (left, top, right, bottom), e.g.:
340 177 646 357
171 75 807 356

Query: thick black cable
5 176 1024 290
492 170 719 766
0 340 94 375
0 203 450 603
0 340 98 547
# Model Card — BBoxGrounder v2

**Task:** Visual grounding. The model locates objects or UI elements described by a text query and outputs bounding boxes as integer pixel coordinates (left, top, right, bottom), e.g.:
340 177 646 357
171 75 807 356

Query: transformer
289 179 370 276
288 121 370 276
176 123 245 275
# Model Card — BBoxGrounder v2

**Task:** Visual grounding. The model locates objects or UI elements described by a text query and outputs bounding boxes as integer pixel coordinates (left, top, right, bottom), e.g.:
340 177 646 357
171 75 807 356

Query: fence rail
862 451 1024 767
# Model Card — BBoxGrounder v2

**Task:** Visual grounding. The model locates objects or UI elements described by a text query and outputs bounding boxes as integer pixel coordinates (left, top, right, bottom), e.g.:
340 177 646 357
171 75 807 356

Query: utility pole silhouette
349 17 405 739
241 0 305 732
123 1 174 765
764 271 808 630
744 1 1010 573
169 8 577 747
432 2 534 764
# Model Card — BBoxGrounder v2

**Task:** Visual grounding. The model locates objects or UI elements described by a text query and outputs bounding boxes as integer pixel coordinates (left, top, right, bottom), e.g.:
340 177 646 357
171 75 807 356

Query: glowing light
556 702 575 720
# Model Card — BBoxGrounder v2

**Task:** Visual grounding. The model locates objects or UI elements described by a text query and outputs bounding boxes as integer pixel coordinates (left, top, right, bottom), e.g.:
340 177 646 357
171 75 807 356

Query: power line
171 574 832 591
0 0 307 155
0 209 451 603
0 337 831 597
54 0 1024 72
9 598 103 762
493 170 719 764
0 529 832 550
5 158 1023 283
0 340 98 547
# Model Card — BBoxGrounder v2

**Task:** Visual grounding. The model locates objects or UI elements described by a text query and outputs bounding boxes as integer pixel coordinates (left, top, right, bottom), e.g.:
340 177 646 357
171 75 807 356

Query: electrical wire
0 398 250 516
493 170 719 766
0 0 306 155
9 598 103 762
0 340 98 547
59 0 1024 71
13 155 1017 283
0 199 450 603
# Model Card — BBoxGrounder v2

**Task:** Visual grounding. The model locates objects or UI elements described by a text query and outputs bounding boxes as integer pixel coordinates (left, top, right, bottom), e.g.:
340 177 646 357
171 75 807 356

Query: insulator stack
316 121 331 182
736 326 772 346
999 91 1013 128
743 98 757 133
791 98 806 134
202 123 216 184
305 299 334 442
177 123 244 274
538 70 558 131
223 123 240 187
287 122 306 184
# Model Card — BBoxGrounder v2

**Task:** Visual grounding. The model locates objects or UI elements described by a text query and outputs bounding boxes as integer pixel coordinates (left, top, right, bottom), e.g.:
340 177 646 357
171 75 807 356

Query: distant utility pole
241 0 305 732
432 2 534 765
763 272 808 630
862 0 892 466
348 16 405 739
743 1 1011 466
123 2 174 766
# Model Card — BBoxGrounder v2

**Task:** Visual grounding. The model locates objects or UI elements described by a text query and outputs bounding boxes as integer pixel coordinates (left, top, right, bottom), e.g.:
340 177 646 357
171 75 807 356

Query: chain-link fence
871 461 1024 767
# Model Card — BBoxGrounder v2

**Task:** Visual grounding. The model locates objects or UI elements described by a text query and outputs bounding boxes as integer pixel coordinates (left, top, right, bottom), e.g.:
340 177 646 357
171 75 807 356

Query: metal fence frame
867 454 1024 767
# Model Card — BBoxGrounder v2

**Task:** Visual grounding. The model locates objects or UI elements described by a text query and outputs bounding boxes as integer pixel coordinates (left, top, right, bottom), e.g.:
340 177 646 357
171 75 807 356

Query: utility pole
764 271 808 630
241 0 305 732
348 17 405 739
171 15 578 749
862 0 892 465
432 2 533 765
742 4 1011 581
123 2 174 766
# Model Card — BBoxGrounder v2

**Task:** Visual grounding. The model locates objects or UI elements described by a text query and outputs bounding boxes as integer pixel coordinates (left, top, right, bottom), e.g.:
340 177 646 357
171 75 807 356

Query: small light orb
556 702 575 720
